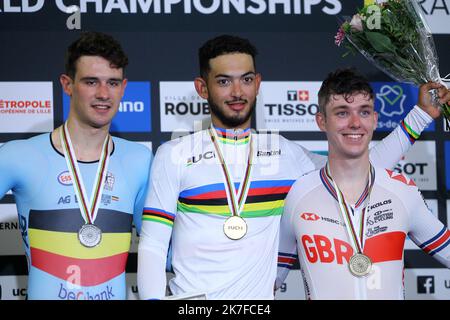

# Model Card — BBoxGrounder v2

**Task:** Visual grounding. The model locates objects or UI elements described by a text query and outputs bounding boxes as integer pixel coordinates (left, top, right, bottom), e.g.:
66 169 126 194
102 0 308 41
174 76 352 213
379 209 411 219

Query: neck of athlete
327 154 370 206
211 116 251 131
52 117 111 162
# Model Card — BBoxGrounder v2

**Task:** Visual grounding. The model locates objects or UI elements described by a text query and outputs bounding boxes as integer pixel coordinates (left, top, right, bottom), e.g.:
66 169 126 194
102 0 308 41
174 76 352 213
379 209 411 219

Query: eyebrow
80 77 123 82
214 72 256 79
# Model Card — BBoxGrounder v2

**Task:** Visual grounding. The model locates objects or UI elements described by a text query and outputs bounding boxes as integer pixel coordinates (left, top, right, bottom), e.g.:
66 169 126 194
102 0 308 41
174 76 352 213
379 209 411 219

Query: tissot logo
372 82 434 132
287 90 309 101
417 276 435 294
256 82 321 132
300 212 320 221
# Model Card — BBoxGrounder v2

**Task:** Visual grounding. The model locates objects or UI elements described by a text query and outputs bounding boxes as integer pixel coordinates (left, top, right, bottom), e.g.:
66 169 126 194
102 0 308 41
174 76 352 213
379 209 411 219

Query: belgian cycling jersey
137 106 432 300
0 133 152 300
277 166 450 299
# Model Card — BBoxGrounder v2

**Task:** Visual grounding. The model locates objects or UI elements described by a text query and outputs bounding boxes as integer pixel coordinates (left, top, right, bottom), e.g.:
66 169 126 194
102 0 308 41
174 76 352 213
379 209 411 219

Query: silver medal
223 216 247 240
349 253 372 277
78 224 102 248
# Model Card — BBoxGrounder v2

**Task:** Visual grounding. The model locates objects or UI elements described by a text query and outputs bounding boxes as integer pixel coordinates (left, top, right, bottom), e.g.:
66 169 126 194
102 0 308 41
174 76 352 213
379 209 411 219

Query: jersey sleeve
405 185 450 267
276 180 300 290
369 106 433 168
137 141 180 300
133 150 153 235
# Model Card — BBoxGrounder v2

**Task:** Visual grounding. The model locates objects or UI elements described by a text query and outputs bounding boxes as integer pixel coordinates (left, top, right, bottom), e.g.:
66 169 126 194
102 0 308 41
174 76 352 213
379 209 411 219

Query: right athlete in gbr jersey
276 68 450 299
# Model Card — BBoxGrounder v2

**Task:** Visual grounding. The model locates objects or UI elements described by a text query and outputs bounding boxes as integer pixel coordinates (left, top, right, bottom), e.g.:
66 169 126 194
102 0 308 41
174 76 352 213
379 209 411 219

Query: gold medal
223 216 248 240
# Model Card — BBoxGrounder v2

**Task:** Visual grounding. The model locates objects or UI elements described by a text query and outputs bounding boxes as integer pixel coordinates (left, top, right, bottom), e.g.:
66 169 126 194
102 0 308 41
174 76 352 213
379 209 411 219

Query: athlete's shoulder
0 133 50 155
374 166 419 199
288 168 322 198
112 136 152 156
156 130 207 156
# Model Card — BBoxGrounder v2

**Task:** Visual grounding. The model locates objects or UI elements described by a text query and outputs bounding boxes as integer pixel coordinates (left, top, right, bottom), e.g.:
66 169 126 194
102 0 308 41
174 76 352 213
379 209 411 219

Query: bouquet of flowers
335 0 450 120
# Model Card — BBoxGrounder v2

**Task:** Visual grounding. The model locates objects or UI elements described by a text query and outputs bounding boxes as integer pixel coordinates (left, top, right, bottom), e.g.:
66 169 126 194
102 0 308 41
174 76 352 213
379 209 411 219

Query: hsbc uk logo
300 212 320 221
287 90 309 101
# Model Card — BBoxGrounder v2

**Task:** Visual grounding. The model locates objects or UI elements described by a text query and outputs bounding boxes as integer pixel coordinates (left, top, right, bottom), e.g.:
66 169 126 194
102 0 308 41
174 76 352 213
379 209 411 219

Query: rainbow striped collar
212 127 251 145
319 164 375 209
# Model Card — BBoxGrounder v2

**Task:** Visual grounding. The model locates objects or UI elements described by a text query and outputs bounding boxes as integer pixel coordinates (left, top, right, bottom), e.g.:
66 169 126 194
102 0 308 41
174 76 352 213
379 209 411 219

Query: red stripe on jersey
31 247 128 286
424 230 450 253
278 257 296 264
364 231 406 263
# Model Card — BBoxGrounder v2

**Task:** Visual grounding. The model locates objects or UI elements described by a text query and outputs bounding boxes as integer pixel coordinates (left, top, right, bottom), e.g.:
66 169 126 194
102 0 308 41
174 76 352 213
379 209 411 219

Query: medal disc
78 224 102 248
223 216 247 240
349 253 372 277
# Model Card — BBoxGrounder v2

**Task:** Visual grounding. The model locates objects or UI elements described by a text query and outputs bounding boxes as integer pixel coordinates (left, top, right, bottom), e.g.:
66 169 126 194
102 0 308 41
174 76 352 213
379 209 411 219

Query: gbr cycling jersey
0 133 152 300
137 106 432 300
277 166 450 300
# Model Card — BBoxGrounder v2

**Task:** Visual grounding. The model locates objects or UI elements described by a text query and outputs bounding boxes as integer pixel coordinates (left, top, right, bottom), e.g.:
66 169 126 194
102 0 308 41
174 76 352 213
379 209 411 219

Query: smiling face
194 53 261 129
316 92 378 160
60 55 127 130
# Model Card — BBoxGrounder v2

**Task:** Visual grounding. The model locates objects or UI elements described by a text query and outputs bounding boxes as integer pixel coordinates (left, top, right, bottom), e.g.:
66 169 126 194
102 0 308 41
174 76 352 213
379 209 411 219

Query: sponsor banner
159 82 210 133
419 0 450 34
0 1 361 32
63 82 151 133
372 82 434 132
256 82 321 132
445 142 450 190
392 141 436 191
0 204 24 256
405 269 450 299
126 272 174 300
405 199 438 250
274 269 305 300
0 276 28 300
0 82 53 133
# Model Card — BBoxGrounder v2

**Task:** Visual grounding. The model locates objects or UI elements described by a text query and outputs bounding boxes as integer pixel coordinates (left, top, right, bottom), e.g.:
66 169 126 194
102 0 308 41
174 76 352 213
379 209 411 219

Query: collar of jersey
319 166 372 209
213 127 251 145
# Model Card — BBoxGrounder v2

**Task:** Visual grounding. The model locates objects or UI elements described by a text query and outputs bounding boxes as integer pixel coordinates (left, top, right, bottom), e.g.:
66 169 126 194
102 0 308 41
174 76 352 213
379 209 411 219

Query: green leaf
365 31 397 53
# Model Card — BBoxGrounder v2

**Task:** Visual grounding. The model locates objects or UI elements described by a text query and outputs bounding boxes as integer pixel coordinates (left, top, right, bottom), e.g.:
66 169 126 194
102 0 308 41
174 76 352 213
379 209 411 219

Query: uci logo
186 151 216 166
57 171 73 186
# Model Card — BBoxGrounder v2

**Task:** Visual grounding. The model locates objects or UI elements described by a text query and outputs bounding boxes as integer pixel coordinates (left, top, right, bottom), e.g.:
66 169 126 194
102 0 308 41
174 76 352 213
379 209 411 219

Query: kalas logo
57 171 73 186
300 212 320 221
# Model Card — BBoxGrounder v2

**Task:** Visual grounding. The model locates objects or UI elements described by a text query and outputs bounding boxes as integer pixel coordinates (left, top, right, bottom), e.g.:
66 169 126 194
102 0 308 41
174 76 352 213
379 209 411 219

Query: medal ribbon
325 162 375 254
208 127 254 217
60 122 110 225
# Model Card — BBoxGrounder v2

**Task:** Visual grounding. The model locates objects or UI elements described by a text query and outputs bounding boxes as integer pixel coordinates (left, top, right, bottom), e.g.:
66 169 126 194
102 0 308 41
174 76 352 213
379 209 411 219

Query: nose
96 83 109 100
231 80 243 98
349 113 361 128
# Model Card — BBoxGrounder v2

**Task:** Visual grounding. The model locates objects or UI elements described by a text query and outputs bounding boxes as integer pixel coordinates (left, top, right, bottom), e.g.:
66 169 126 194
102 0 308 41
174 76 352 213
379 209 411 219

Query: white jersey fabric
277 166 450 300
138 106 433 300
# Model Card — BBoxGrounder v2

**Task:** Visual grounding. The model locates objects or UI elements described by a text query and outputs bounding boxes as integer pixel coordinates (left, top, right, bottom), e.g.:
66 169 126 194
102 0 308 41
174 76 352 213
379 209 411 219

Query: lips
226 100 247 112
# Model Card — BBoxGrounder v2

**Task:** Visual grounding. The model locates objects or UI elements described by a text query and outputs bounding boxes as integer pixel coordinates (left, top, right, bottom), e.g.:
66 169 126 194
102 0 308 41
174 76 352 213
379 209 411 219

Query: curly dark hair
198 34 258 78
318 68 374 115
65 31 129 78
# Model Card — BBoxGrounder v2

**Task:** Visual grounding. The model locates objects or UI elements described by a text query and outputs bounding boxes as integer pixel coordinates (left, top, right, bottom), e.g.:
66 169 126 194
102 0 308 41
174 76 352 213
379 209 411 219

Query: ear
121 78 128 98
373 111 378 131
60 74 73 97
194 77 209 100
315 112 327 132
255 73 262 95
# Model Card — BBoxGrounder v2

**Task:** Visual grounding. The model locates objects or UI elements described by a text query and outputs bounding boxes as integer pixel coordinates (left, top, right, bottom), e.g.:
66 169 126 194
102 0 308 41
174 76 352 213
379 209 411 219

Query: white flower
350 14 364 32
